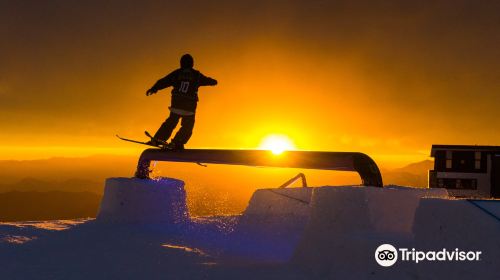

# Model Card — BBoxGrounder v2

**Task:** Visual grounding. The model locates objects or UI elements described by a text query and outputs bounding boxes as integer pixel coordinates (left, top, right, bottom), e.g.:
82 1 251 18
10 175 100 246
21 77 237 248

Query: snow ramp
97 177 188 224
287 187 499 279
411 198 500 279
289 186 447 277
221 186 448 265
223 187 313 262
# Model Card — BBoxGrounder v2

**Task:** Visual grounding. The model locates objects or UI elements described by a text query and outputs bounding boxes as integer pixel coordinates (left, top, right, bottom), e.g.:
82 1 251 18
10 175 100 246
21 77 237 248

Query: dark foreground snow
1 183 499 280
0 218 309 280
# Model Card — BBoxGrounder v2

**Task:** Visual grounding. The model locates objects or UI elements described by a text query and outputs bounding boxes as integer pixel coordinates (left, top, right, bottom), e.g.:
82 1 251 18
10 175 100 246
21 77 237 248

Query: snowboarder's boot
146 138 166 148
165 142 185 151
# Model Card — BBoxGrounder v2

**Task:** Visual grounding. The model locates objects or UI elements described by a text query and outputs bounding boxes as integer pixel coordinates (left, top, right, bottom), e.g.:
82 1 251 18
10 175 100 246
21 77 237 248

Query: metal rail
134 149 384 188
279 173 308 188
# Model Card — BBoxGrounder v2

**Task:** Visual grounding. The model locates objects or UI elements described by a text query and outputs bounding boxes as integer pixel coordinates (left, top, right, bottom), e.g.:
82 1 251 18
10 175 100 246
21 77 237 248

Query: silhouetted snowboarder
145 54 217 150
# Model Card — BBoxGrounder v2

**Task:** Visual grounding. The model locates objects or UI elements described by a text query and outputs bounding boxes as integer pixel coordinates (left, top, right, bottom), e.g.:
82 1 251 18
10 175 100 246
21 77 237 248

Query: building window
441 178 477 190
446 150 452 169
474 152 481 169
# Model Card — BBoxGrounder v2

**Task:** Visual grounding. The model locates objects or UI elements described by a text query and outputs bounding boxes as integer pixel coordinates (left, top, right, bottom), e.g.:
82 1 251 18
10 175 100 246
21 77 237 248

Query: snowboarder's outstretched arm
146 71 176 96
199 72 217 86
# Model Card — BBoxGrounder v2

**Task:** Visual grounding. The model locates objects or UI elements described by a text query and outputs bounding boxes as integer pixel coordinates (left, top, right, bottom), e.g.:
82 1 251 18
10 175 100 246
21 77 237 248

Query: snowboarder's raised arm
146 71 176 96
198 72 217 86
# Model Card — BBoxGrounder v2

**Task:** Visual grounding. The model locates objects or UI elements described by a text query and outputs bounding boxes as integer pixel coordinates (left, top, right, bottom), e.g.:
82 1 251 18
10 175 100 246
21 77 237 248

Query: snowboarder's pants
153 112 195 144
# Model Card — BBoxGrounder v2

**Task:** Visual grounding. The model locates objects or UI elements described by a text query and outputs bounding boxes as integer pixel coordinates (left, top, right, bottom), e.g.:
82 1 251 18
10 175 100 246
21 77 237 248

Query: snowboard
116 131 169 149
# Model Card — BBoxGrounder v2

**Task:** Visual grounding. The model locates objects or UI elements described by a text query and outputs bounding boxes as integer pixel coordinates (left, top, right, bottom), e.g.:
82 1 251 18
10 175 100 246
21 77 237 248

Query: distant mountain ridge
0 155 435 190
0 155 435 221
392 160 434 175
0 178 102 194
382 160 433 188
0 155 137 184
0 191 100 222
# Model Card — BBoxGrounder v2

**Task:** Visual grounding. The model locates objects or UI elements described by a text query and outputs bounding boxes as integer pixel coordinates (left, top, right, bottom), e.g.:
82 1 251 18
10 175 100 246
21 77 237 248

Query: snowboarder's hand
146 88 157 96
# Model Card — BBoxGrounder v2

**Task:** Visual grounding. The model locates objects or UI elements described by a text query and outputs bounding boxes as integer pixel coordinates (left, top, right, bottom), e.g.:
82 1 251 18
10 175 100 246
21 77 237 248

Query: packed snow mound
224 187 313 261
290 186 449 278
97 177 188 223
412 198 500 279
240 187 312 228
4 179 499 280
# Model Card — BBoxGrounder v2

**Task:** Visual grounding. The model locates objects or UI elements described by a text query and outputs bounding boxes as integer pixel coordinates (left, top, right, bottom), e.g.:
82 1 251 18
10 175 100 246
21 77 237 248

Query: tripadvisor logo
375 244 482 267
375 244 398 267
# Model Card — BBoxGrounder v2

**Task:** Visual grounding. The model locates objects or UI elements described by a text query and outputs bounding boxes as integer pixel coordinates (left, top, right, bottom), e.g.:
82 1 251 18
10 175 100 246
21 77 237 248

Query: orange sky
1 1 499 168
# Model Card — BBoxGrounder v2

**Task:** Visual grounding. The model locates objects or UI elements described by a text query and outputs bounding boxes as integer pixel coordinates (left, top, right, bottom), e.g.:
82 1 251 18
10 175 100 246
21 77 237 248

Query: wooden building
429 145 500 198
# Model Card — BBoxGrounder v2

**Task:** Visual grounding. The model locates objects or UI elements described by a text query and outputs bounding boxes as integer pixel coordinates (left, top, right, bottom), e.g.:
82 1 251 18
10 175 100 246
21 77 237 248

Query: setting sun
259 134 296 155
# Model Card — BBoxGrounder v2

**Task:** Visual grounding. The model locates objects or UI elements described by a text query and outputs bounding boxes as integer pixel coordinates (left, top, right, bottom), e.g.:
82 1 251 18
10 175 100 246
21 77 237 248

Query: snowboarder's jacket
150 68 217 113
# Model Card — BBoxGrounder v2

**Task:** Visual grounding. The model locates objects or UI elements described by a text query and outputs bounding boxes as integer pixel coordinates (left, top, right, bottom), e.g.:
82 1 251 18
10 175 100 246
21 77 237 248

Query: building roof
431 144 500 157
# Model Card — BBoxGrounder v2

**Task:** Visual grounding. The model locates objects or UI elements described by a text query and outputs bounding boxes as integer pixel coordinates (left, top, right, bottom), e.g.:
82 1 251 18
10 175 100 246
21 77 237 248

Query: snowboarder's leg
171 114 195 146
153 112 181 142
